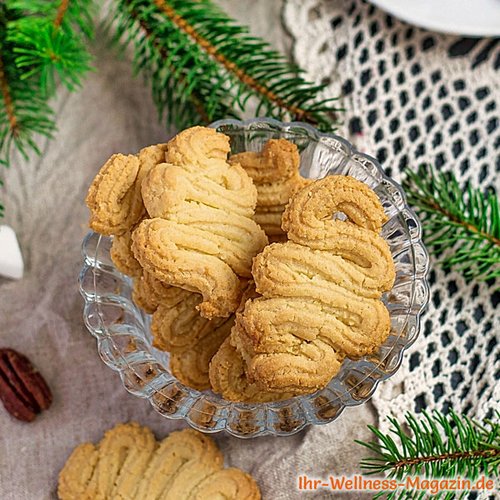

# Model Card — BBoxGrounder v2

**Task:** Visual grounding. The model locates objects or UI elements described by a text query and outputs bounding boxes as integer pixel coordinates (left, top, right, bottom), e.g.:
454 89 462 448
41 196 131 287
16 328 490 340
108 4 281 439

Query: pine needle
7 0 94 97
403 165 500 282
0 3 56 165
112 0 341 130
0 1 94 213
356 410 500 499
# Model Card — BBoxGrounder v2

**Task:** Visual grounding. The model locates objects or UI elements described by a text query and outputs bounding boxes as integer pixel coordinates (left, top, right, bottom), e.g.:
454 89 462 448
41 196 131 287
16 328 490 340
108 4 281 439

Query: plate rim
369 0 500 37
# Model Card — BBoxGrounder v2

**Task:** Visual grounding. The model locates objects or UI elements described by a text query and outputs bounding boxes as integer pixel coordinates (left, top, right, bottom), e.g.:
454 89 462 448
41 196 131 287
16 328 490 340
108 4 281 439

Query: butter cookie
187 468 261 500
134 127 268 318
133 428 223 500
110 225 143 277
58 422 156 500
233 175 395 394
59 423 261 500
132 270 191 315
86 144 167 236
170 317 234 391
230 138 309 240
209 337 293 402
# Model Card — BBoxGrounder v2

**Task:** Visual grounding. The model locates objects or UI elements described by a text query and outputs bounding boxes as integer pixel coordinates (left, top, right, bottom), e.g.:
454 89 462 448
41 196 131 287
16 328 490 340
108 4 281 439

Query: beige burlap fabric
0 2 375 498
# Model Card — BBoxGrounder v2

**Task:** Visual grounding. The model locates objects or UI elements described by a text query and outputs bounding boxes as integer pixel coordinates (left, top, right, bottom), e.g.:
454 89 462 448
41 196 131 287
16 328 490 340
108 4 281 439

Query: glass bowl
79 118 430 438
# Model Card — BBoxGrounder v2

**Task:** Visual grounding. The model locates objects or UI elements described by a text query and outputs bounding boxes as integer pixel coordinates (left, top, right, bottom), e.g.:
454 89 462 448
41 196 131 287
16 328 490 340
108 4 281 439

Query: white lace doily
283 0 499 433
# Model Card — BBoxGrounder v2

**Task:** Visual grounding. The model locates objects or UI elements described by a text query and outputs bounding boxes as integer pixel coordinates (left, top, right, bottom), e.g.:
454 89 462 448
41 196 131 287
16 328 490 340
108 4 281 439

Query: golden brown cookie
170 317 234 391
232 175 395 394
149 283 240 391
58 443 98 500
154 281 254 391
103 424 157 500
209 337 293 403
134 127 268 319
209 282 293 402
58 424 260 500
150 290 210 351
187 468 261 500
110 226 143 277
230 138 310 239
58 422 157 500
86 144 166 236
88 424 155 499
134 428 223 500
132 270 192 315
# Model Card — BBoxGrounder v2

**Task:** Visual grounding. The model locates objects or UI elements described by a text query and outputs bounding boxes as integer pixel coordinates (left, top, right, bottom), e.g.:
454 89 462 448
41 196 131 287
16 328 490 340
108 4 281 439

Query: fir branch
404 165 500 282
124 5 218 125
7 0 94 96
0 1 89 213
114 0 242 129
54 0 70 29
0 51 18 135
356 410 500 499
0 0 95 214
113 0 340 130
0 4 56 165
153 0 324 124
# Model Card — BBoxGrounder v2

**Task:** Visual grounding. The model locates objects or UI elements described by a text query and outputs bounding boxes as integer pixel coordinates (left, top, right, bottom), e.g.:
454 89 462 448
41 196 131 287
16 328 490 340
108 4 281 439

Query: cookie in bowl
230 175 395 395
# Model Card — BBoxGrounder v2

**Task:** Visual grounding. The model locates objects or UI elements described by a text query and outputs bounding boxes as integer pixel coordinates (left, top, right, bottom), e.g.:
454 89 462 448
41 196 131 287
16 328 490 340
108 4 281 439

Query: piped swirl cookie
232 175 395 394
188 468 261 500
58 423 261 500
58 422 157 500
230 138 309 241
209 337 293 403
133 427 223 500
132 270 192 316
86 144 167 236
209 282 293 402
134 270 232 390
133 127 268 318
170 317 234 391
154 281 255 391
110 224 143 277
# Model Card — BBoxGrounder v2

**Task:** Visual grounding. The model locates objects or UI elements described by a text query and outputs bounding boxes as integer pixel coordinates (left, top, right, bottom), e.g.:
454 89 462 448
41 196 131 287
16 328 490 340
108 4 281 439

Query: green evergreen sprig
0 3 56 165
112 0 341 130
7 0 94 96
404 165 500 282
356 410 500 499
0 0 94 167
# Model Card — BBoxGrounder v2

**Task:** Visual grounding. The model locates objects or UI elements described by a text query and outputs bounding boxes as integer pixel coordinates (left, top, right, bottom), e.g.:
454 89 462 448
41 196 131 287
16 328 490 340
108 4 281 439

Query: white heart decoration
0 225 24 280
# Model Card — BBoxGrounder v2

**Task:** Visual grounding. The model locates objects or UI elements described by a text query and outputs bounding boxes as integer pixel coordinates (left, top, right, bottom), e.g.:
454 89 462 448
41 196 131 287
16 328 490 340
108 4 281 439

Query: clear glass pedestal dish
79 118 430 438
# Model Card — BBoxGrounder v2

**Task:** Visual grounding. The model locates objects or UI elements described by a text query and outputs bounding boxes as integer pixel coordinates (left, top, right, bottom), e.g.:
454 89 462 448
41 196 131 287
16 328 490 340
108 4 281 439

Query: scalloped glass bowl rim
79 117 430 438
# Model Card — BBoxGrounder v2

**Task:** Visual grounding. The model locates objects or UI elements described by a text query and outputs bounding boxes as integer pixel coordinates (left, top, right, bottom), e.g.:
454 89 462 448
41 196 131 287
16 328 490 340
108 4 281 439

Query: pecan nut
0 348 52 422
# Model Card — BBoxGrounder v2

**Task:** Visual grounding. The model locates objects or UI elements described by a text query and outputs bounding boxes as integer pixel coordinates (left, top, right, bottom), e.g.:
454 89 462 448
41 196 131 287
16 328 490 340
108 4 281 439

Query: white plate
369 0 500 37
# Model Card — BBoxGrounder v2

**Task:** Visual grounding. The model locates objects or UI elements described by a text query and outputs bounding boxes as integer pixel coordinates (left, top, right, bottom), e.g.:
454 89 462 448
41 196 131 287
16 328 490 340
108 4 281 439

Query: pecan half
0 348 52 422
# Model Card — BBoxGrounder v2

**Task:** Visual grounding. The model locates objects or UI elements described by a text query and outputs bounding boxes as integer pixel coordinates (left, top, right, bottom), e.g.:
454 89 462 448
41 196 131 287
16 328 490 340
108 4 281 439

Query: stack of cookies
86 126 395 402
